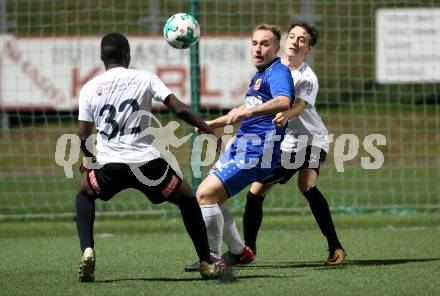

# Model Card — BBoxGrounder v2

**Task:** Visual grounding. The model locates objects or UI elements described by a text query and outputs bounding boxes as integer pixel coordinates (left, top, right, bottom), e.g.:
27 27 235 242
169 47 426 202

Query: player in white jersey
75 32 221 282
242 22 346 265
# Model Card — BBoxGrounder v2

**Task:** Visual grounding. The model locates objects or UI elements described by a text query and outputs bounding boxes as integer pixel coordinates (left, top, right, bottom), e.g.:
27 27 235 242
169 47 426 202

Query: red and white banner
0 35 255 110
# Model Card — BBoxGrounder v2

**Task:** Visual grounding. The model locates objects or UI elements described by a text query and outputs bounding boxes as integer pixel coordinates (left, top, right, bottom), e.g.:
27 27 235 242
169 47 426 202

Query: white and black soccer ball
163 13 200 49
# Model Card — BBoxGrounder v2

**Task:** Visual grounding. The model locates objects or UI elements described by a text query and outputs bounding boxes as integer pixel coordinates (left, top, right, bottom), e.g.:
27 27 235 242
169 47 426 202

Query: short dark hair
253 24 282 44
288 21 319 47
100 32 130 65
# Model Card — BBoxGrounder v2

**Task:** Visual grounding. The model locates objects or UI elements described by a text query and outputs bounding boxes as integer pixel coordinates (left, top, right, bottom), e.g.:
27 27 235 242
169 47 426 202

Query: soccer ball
163 13 200 49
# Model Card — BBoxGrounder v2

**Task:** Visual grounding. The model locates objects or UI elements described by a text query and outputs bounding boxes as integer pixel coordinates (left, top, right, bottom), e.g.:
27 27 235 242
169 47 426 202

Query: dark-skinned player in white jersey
76 32 222 282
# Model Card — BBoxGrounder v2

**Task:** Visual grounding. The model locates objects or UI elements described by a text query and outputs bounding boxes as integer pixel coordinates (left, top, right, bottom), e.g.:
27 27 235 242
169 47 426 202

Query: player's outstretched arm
206 105 245 129
226 96 290 124
163 94 215 135
206 115 228 129
285 98 306 119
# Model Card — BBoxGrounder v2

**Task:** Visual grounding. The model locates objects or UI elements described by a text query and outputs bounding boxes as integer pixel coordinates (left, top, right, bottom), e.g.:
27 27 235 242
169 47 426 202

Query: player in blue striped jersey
185 24 294 270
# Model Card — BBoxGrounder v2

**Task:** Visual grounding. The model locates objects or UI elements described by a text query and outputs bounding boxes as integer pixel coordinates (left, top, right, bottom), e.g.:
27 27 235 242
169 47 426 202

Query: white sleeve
150 74 173 102
78 85 94 122
295 78 318 106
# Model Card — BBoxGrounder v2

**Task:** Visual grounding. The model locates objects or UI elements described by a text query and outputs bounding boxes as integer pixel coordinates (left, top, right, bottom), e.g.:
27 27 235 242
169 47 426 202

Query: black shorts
260 146 327 185
86 158 182 204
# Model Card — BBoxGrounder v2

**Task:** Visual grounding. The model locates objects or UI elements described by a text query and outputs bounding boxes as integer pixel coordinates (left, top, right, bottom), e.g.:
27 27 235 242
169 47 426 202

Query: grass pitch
1 214 439 295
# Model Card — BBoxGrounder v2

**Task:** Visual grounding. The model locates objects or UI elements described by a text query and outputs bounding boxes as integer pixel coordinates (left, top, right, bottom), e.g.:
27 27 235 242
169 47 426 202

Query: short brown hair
288 21 319 47
253 24 282 43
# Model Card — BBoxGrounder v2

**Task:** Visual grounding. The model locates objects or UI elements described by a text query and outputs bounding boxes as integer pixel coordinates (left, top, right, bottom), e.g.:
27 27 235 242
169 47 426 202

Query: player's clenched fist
272 111 289 128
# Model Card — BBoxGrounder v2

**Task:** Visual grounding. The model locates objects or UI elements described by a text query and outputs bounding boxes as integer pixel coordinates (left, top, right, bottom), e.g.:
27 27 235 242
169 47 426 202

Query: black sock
303 187 342 251
178 197 211 263
243 191 265 254
75 192 95 253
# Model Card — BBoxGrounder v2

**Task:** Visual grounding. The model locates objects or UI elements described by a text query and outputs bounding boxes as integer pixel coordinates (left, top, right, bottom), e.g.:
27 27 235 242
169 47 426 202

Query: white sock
200 204 224 259
220 205 245 255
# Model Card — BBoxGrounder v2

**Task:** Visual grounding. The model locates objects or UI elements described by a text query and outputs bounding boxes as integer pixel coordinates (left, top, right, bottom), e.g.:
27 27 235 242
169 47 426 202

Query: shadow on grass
95 274 288 283
237 257 440 270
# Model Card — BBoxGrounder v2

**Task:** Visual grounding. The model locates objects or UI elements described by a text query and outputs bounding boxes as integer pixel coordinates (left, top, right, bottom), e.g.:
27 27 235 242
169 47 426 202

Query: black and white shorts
260 146 327 185
86 158 182 204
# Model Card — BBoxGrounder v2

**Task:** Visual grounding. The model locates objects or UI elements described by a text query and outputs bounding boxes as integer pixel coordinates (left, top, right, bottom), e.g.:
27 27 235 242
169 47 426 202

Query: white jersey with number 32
78 67 172 163
281 63 330 153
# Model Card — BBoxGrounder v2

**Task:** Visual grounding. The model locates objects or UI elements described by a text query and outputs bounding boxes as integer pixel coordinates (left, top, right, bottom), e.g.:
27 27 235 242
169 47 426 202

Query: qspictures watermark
55 112 386 185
